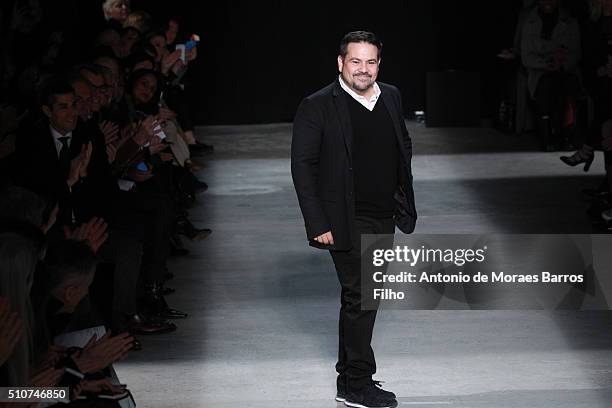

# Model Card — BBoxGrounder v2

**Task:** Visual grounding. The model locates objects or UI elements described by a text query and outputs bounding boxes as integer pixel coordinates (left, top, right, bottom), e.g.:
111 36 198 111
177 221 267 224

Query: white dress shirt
49 126 72 158
338 75 381 111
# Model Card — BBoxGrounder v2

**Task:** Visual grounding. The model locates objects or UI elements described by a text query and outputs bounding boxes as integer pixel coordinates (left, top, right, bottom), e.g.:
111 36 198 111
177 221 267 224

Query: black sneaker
344 381 397 408
336 376 347 402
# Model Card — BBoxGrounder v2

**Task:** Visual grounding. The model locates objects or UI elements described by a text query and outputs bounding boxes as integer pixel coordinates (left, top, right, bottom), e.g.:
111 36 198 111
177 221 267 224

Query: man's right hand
314 231 334 245
67 143 92 187
72 331 134 374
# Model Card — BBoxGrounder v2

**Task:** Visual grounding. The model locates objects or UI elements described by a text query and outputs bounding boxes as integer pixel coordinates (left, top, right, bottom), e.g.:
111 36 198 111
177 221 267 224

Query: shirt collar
338 75 381 104
49 125 72 141
49 125 72 143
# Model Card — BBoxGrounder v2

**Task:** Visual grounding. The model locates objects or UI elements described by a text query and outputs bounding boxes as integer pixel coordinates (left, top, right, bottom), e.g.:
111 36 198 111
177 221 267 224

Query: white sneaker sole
336 396 346 402
343 400 397 408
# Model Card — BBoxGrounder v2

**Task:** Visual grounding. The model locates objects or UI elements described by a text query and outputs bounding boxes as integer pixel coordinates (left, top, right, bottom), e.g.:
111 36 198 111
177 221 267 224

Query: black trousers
113 188 174 284
534 71 580 144
330 215 395 391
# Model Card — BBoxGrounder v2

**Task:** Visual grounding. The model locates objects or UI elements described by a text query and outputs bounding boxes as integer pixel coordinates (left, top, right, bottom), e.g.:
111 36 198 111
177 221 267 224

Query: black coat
291 79 417 251
14 118 97 227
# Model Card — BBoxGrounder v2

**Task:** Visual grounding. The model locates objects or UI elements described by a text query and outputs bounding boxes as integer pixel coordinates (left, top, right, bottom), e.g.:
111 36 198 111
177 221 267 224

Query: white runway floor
114 123 612 407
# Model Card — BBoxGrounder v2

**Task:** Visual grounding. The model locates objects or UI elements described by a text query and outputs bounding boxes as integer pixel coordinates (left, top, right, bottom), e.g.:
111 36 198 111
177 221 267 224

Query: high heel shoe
560 151 594 172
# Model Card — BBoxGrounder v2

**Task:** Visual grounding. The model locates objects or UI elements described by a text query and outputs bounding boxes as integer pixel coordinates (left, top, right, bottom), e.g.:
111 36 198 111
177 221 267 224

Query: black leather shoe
186 228 212 241
189 141 214 154
125 313 177 335
142 283 188 319
169 234 190 256
176 219 212 241
193 180 208 194
156 307 188 319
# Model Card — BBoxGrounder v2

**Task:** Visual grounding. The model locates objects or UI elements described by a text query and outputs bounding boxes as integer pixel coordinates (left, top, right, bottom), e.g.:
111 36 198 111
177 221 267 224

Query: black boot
560 145 594 171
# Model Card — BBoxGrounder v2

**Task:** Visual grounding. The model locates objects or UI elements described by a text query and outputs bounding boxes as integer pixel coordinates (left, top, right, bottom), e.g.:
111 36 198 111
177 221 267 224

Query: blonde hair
123 11 153 34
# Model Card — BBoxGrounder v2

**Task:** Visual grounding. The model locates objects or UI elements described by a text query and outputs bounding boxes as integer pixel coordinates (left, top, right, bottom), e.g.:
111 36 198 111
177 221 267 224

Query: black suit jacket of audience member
14 118 93 227
291 78 417 251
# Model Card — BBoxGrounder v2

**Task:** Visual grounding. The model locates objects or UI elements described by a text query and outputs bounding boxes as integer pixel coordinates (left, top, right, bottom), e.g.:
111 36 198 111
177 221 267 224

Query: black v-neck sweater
345 92 399 218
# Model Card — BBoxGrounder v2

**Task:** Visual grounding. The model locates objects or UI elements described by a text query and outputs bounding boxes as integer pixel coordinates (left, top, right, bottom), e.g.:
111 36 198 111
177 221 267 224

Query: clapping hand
72 331 134 374
67 143 93 186
106 143 117 163
64 216 109 253
72 379 127 399
161 50 182 75
99 121 119 145
171 58 186 75
148 136 166 155
157 107 176 123
29 365 64 387
39 344 67 369
133 116 156 146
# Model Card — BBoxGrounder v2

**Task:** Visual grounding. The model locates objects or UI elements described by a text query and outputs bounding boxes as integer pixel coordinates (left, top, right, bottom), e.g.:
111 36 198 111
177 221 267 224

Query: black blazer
14 118 93 226
291 78 417 251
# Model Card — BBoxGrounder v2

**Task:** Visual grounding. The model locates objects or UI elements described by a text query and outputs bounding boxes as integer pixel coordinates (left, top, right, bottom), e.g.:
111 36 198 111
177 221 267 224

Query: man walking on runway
291 31 417 408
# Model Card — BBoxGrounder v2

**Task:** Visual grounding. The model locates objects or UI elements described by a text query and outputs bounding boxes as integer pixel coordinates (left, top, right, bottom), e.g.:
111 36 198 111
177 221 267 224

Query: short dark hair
145 30 166 44
126 68 159 96
339 31 382 59
40 78 74 109
125 50 156 73
64 69 89 88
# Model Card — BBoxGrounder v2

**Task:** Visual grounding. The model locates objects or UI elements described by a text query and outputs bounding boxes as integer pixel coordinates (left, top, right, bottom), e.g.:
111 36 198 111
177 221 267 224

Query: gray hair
102 0 131 20
0 186 47 227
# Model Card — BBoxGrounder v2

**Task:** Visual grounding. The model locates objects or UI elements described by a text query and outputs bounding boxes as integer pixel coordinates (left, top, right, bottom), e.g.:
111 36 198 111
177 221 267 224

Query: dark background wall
122 0 523 125
38 0 527 124
149 0 521 125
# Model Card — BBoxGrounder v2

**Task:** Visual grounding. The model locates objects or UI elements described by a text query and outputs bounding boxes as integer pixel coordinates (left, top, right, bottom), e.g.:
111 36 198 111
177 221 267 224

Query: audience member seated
521 0 581 151
123 10 153 35
561 0 612 170
102 0 131 29
0 0 214 403
118 26 142 58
